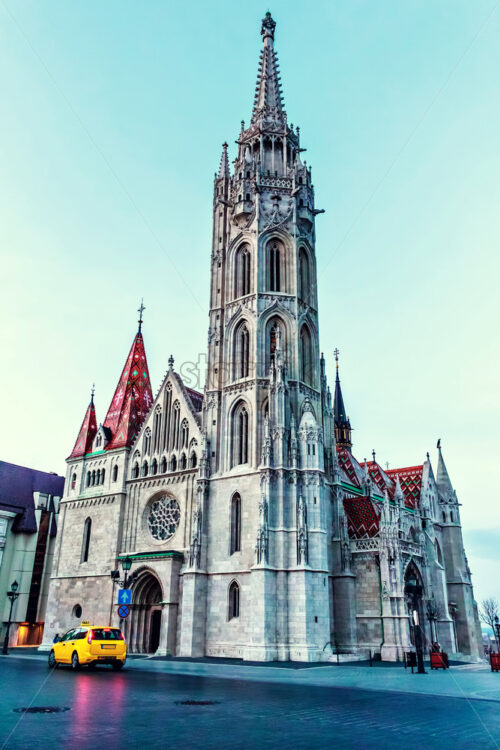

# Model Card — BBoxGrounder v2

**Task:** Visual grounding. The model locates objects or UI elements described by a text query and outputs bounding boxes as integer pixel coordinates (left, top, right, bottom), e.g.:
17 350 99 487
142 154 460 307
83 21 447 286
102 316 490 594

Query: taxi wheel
48 651 57 669
71 651 81 671
112 661 124 671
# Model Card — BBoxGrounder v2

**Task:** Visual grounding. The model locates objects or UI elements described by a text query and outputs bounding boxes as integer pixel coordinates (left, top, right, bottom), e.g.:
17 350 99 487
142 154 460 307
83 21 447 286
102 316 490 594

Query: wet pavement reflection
0 657 499 749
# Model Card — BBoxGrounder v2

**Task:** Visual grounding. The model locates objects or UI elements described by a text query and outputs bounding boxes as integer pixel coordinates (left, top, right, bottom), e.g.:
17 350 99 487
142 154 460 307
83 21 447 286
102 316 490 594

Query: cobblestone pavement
0 655 498 749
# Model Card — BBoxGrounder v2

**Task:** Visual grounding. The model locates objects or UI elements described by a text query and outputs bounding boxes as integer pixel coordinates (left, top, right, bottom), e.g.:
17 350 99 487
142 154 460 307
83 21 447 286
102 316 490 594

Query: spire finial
261 11 276 42
91 383 95 405
168 354 175 370
334 347 340 373
137 298 145 333
372 449 376 464
218 142 230 179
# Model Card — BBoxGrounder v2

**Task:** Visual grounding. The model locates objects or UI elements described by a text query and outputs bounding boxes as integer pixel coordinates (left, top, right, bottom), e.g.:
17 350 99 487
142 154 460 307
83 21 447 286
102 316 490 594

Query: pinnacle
250 13 285 126
218 142 230 179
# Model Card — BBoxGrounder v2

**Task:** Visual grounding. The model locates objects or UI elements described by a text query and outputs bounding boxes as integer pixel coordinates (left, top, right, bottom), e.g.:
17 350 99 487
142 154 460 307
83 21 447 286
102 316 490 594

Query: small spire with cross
137 299 146 333
372 449 376 464
168 354 175 370
334 348 340 371
90 383 95 405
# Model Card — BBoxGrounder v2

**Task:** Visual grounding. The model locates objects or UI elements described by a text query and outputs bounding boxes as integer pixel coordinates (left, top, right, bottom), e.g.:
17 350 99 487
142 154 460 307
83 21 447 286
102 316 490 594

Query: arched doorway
404 561 425 648
124 571 163 654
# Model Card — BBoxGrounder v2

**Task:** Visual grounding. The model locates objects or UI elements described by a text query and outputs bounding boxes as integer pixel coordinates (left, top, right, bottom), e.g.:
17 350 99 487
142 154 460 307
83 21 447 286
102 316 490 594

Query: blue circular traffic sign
117 604 130 619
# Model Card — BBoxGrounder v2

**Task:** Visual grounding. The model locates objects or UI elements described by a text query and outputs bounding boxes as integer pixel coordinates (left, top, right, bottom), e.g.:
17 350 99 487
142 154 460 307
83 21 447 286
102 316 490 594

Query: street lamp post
405 576 426 674
2 581 20 655
109 557 135 625
494 615 500 653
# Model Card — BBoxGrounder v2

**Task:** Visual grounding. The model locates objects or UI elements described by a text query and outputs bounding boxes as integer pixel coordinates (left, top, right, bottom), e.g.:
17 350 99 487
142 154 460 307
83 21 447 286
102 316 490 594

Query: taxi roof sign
81 620 90 626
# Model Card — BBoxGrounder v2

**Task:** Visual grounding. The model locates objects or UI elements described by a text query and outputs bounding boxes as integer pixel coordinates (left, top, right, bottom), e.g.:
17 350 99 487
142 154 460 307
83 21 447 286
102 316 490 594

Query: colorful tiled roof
385 465 423 509
68 397 97 459
103 331 153 450
343 494 379 538
337 447 361 487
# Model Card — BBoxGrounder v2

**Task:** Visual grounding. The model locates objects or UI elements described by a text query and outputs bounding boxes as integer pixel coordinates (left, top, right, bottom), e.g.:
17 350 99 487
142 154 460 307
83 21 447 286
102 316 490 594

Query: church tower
181 12 333 661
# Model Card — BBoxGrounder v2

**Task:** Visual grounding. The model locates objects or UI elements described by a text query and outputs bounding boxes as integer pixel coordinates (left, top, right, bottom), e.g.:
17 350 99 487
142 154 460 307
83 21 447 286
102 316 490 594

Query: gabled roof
366 461 394 497
0 461 64 536
343 494 379 538
68 395 97 459
103 330 153 450
385 465 423 510
337 447 363 487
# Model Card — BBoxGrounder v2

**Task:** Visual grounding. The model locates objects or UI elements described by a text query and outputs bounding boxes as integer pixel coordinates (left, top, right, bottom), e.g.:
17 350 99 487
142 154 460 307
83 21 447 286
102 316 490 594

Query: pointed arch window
299 248 310 304
265 317 286 374
86 471 91 487
181 419 189 449
230 493 241 554
170 455 177 472
132 462 139 479
234 322 250 380
161 456 167 474
100 468 105 484
232 401 249 467
180 453 187 470
190 452 197 468
234 244 251 298
71 473 77 490
171 402 181 451
91 470 96 486
96 469 101 485
151 459 158 476
267 240 282 292
112 465 118 482
153 408 162 454
81 518 92 563
144 428 152 456
299 326 313 385
228 581 240 620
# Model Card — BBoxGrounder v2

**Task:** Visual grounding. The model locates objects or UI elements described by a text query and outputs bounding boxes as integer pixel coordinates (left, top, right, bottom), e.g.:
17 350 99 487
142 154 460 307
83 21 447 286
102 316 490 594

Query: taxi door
53 630 75 663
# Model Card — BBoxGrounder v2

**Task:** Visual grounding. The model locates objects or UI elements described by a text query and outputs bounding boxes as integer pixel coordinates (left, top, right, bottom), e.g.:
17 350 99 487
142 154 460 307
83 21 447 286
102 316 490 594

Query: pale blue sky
1 1 499 604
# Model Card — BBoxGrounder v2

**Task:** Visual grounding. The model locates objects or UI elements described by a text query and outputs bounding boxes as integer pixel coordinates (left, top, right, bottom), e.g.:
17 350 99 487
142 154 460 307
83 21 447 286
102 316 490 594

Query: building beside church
41 13 482 661
0 461 63 647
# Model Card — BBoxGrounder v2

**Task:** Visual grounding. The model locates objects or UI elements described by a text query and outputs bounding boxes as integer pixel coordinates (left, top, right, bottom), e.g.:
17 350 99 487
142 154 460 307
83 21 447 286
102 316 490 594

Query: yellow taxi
48 624 127 670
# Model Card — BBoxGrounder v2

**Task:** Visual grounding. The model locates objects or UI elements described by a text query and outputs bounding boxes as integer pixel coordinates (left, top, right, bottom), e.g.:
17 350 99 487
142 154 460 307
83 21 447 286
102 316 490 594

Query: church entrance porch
124 571 163 654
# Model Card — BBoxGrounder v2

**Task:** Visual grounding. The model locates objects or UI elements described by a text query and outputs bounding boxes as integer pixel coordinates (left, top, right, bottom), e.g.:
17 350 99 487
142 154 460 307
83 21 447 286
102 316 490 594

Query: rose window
147 497 181 541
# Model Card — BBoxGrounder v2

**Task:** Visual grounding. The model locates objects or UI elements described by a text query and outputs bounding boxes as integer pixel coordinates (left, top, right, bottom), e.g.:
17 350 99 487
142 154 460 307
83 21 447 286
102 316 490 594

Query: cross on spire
137 299 146 333
334 348 340 370
91 383 95 404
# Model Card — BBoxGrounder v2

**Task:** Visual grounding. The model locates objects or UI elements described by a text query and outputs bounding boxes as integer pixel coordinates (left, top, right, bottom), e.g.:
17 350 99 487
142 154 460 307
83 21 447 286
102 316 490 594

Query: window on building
112 465 118 482
299 326 313 385
81 518 92 563
96 435 102 448
299 248 310 303
132 462 139 479
71 473 77 490
151 459 158 475
142 461 149 477
230 493 241 554
235 245 251 298
86 471 91 487
180 453 187 470
161 457 167 473
435 540 443 565
91 470 96 486
232 401 249 467
190 452 197 469
172 402 181 450
234 322 250 380
268 240 282 292
181 419 189 449
100 468 105 484
144 429 152 455
228 581 240 620
96 469 101 485
170 455 177 472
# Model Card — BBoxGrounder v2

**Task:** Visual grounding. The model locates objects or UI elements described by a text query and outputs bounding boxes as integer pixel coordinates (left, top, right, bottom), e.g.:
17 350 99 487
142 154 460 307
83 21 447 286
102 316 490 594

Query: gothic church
42 14 482 661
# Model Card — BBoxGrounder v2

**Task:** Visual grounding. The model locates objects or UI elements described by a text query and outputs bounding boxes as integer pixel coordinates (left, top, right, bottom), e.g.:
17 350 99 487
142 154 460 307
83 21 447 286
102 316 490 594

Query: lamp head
121 557 132 572
11 580 19 593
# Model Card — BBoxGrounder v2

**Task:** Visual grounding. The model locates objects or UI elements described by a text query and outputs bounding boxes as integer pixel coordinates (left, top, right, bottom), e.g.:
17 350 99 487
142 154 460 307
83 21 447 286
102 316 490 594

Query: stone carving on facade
296 494 308 565
255 495 269 565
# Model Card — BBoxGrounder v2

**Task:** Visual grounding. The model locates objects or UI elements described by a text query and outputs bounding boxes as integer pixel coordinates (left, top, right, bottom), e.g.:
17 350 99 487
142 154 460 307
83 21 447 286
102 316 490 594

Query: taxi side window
62 630 75 641
74 630 87 640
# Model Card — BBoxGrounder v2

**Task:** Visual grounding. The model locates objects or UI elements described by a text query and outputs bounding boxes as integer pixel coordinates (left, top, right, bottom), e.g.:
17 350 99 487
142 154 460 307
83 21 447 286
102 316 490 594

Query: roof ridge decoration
251 12 285 126
103 326 153 451
68 388 98 459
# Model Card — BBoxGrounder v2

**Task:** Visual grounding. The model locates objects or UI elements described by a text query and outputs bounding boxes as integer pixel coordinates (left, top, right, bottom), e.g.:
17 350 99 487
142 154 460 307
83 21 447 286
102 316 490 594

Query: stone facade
41 13 482 662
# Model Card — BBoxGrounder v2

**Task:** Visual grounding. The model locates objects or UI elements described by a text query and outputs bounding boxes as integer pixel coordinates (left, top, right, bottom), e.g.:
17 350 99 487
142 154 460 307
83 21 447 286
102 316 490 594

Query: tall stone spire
333 349 352 450
436 440 454 497
251 12 285 126
218 142 230 179
103 315 153 451
68 386 98 459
